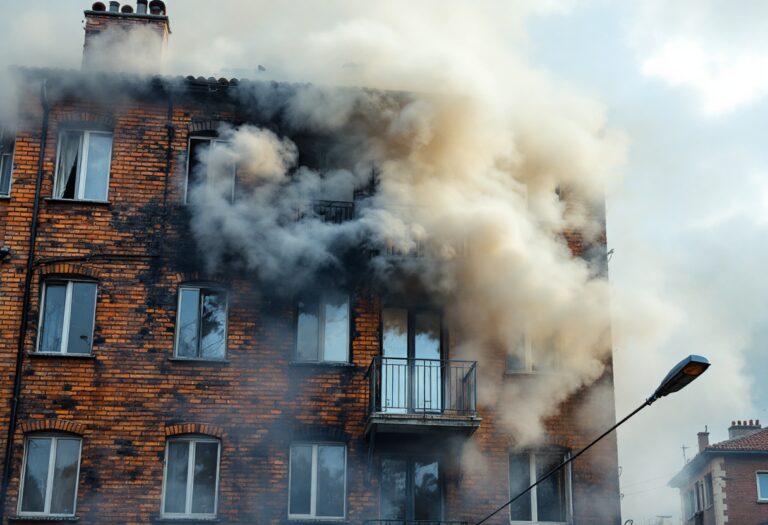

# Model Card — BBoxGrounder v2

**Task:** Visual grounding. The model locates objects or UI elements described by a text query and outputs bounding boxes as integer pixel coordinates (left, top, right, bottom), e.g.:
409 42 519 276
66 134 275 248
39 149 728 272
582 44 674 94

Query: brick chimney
82 1 170 71
697 427 710 452
728 419 762 440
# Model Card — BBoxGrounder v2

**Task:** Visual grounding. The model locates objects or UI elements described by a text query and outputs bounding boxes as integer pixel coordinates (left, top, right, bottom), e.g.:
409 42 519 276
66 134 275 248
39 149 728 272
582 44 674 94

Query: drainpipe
0 78 51 521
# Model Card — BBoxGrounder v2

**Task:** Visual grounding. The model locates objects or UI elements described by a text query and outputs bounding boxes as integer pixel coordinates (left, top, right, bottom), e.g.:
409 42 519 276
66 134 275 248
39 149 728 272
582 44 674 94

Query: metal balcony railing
363 520 468 525
367 357 477 417
295 199 355 223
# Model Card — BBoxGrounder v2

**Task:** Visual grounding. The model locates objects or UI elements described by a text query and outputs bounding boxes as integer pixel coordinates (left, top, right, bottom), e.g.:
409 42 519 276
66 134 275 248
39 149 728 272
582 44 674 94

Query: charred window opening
37 280 98 355
508 449 571 523
0 129 14 196
18 435 82 517
288 443 346 519
185 137 235 204
162 437 220 519
54 130 112 201
174 285 228 361
379 455 443 522
296 291 350 363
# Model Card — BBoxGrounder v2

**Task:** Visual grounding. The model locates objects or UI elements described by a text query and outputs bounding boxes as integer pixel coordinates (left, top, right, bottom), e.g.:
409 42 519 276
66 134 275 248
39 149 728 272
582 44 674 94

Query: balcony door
381 308 443 414
380 456 443 523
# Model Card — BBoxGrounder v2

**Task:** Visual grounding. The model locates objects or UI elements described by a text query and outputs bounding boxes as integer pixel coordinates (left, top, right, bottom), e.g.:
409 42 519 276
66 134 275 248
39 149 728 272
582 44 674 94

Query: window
0 132 13 196
506 334 558 373
289 444 346 520
174 285 228 360
54 130 112 201
296 292 350 363
380 456 442 522
185 137 235 203
18 435 82 517
704 473 714 508
508 450 570 524
162 437 221 518
37 280 97 355
758 472 768 501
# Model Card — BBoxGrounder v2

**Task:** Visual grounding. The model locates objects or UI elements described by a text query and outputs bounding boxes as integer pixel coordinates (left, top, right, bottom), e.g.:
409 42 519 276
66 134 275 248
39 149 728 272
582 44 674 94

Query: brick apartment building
670 420 768 525
0 2 622 524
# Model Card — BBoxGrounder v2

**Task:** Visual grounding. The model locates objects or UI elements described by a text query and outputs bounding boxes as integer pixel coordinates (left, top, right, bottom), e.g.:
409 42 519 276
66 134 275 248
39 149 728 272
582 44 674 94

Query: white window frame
508 451 572 525
0 137 14 197
173 284 229 361
17 435 83 518
36 280 97 355
184 136 235 204
161 436 221 519
288 443 347 521
757 471 768 502
296 292 351 363
53 129 113 201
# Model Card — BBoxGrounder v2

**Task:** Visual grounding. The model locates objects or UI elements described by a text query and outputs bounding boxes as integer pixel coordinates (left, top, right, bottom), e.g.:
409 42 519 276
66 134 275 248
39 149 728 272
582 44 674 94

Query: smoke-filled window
296 292 350 363
53 130 112 201
0 131 13 196
185 137 235 204
505 334 558 373
380 456 442 521
18 435 82 517
37 280 97 355
508 450 570 523
288 443 346 519
162 437 220 518
174 285 228 361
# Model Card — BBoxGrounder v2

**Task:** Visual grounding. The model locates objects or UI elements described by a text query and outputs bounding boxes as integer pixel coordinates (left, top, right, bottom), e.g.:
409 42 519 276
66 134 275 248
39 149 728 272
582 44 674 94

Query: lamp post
474 354 711 525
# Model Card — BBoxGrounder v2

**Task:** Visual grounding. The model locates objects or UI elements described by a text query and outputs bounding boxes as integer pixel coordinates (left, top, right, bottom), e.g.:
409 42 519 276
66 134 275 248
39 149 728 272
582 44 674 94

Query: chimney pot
120 5 134 13
148 0 166 15
136 0 147 14
91 2 106 11
109 1 120 12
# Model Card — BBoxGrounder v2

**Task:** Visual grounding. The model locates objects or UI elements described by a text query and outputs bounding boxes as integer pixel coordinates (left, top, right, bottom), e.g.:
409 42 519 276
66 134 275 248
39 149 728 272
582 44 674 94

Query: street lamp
474 354 710 525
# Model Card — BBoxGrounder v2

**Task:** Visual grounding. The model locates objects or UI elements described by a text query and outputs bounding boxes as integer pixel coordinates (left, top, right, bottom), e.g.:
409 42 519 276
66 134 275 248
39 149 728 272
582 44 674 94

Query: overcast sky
1 1 766 523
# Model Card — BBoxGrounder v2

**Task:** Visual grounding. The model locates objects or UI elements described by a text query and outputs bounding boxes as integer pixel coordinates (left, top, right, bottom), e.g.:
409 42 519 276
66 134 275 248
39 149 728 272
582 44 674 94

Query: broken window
174 285 228 360
54 130 112 201
289 443 346 519
509 450 570 523
296 291 350 363
185 137 235 203
0 131 13 196
162 437 220 518
380 456 442 522
18 435 82 517
37 280 97 355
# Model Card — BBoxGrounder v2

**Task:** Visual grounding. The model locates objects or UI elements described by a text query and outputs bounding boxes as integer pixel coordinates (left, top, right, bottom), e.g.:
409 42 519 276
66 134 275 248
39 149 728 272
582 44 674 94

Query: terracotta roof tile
707 428 768 451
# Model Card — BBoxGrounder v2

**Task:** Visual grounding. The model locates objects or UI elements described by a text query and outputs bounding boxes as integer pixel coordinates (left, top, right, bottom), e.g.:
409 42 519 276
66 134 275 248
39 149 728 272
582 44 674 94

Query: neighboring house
0 2 622 524
670 420 768 525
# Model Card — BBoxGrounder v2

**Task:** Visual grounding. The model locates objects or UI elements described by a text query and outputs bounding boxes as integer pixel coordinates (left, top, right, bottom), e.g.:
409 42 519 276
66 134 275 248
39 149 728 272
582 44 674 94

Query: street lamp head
649 354 710 403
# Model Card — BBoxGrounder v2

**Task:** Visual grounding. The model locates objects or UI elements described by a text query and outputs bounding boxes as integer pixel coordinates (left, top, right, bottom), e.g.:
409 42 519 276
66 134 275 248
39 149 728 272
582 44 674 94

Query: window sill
0 195 10 200
9 516 79 522
504 369 564 377
152 518 220 524
289 361 356 369
285 520 349 525
44 198 110 206
27 353 95 360
168 357 230 365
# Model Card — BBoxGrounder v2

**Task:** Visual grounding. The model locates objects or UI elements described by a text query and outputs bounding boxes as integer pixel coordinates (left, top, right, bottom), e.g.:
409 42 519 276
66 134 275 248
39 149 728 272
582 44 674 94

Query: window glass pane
322 293 349 362
704 473 713 506
56 131 82 199
50 439 80 515
191 442 219 514
414 312 442 412
200 290 227 359
289 445 312 515
40 284 67 353
508 453 532 521
177 288 201 358
382 308 408 359
20 438 52 513
83 133 111 201
536 452 567 522
186 138 209 203
0 152 11 195
414 311 441 360
66 282 97 354
414 460 441 521
316 445 345 517
164 441 190 514
380 458 407 520
296 299 319 362
382 309 408 413
759 473 768 499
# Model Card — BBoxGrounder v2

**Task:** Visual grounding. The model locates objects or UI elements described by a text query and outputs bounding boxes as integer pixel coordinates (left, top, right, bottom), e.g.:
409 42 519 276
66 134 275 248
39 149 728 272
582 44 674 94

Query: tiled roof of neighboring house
707 427 768 451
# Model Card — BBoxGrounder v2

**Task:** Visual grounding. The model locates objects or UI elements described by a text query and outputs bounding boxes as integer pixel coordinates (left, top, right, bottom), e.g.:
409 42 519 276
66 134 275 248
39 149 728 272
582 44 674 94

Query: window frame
0 134 14 197
288 442 347 521
35 279 98 356
377 454 444 522
703 473 714 509
161 436 221 519
52 129 113 202
184 136 236 204
380 306 445 360
295 291 351 364
17 434 83 518
508 450 572 525
173 284 229 361
757 471 768 502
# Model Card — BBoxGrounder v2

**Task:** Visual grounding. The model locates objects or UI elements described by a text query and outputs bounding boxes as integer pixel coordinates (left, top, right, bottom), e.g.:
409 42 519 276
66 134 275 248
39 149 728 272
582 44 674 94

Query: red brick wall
723 455 768 525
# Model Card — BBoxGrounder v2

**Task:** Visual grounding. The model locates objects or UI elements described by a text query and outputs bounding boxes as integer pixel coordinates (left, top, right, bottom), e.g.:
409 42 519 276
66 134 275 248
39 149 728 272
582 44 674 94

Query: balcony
366 357 481 437
295 199 355 223
363 521 468 525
